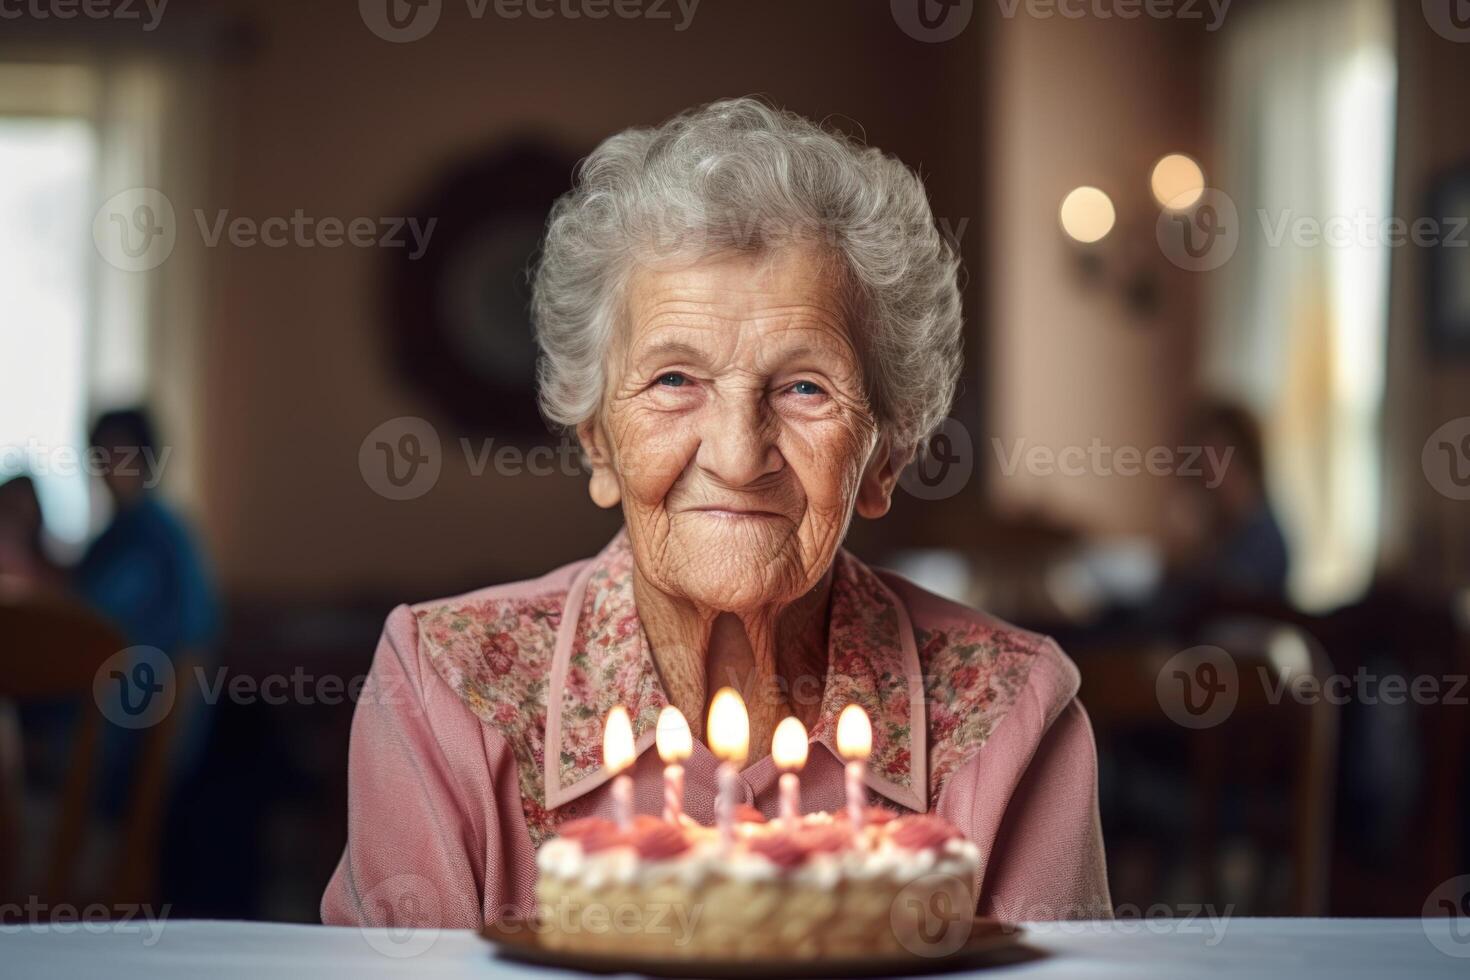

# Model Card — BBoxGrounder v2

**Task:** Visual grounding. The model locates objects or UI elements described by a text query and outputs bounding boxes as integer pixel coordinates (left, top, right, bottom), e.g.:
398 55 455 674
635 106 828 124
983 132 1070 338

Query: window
0 111 97 545
0 61 162 549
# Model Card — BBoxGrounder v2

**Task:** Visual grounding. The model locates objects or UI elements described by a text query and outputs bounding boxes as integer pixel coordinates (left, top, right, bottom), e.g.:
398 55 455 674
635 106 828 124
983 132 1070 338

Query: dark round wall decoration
389 139 581 437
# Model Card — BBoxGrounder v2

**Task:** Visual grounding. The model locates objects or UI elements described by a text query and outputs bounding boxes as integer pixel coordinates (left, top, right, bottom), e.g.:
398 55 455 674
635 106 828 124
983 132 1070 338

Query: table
6 918 1467 977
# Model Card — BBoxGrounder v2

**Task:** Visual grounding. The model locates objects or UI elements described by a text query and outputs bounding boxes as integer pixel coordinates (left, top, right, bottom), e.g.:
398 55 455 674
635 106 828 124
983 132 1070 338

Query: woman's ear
577 418 622 509
855 437 911 519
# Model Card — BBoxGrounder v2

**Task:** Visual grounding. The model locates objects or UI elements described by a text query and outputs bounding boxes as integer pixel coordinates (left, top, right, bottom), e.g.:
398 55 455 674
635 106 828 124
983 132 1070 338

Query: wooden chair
0 596 184 908
1079 617 1339 914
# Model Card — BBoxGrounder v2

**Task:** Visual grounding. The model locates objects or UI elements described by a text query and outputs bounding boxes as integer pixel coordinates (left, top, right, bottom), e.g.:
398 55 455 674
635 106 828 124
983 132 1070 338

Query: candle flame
771 716 808 772
602 705 635 774
706 687 749 765
836 703 872 761
655 705 692 763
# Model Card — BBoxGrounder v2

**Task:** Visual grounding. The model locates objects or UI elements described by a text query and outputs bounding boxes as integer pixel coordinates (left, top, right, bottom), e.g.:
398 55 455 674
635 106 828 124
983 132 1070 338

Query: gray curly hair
531 97 963 455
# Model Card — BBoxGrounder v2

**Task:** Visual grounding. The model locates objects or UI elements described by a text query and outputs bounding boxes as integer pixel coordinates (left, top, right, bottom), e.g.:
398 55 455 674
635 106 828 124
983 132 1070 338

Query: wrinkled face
580 244 900 612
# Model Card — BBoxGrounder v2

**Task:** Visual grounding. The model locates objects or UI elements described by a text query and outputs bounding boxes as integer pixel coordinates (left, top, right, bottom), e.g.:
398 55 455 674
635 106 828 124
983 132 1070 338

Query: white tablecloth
6 918 1467 978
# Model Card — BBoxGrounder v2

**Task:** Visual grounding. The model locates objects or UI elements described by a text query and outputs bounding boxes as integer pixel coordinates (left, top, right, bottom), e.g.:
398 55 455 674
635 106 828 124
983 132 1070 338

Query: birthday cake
533 807 980 960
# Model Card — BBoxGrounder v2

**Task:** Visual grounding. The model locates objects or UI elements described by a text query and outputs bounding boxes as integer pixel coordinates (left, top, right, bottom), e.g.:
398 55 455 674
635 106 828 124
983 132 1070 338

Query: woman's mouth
685 506 786 521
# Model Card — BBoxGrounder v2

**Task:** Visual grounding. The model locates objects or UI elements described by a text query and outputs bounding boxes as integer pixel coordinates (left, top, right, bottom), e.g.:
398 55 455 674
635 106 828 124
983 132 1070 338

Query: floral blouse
322 530 1110 926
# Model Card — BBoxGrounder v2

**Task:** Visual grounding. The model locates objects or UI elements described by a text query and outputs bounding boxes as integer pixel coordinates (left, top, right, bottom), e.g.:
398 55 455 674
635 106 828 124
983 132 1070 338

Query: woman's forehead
619 247 858 367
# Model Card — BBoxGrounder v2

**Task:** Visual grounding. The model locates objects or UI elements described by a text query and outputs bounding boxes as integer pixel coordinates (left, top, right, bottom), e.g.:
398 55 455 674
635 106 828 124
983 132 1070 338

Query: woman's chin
662 549 805 612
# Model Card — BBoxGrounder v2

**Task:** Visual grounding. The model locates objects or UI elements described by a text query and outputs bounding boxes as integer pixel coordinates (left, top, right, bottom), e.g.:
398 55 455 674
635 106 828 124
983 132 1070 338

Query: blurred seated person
1152 400 1291 632
13 412 219 838
76 408 220 657
0 474 62 598
74 408 220 819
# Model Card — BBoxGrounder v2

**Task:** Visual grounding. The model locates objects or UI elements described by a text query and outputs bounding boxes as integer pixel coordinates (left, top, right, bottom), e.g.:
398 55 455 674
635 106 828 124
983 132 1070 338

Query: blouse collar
543 530 928 812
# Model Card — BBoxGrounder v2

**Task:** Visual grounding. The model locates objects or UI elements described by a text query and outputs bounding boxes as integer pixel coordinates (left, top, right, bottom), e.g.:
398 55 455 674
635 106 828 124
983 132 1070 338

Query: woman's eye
790 380 826 396
656 372 688 388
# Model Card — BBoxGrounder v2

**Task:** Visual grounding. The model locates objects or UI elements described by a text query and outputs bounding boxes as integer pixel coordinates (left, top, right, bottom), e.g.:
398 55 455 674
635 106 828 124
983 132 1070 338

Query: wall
983 11 1210 537
196 0 985 598
1381 0 1470 589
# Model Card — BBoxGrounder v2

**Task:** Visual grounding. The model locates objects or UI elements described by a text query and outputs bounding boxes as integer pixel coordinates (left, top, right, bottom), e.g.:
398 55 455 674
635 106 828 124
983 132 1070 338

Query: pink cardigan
322 530 1110 926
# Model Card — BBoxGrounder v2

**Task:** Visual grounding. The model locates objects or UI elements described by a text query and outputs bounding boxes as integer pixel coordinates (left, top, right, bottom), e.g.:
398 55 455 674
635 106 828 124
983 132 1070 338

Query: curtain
1206 0 1396 610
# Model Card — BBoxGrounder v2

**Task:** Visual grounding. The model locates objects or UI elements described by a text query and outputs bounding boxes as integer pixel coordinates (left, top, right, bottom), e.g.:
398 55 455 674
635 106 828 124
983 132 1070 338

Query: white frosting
535 815 982 889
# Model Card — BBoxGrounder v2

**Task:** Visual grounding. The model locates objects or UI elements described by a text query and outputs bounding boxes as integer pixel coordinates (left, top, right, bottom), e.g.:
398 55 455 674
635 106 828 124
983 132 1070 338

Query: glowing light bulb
1059 186 1116 244
1151 153 1205 210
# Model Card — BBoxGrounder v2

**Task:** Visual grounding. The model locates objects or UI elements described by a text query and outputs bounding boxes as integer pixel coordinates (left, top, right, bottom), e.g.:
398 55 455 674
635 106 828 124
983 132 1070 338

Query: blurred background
1 0 1467 924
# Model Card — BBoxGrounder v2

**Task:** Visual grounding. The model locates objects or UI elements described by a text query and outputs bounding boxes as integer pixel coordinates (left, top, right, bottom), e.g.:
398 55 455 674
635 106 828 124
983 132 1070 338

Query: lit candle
707 687 749 848
603 705 635 832
655 705 692 824
836 703 872 839
771 716 808 828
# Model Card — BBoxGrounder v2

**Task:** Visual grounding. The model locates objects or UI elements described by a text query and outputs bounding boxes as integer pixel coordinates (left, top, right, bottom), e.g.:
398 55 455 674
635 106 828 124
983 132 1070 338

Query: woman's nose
695 398 782 487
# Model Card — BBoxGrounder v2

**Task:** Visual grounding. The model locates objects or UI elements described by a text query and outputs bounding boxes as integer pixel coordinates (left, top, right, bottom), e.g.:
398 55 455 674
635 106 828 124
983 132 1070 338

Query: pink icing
748 834 807 869
793 825 851 854
836 805 899 825
629 819 691 860
888 815 963 850
556 816 616 841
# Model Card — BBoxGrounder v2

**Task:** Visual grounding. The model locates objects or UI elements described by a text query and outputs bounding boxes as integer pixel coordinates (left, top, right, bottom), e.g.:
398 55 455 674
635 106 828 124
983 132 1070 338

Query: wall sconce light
1059 186 1116 286
1150 153 1205 211
1059 153 1207 318
1059 186 1117 244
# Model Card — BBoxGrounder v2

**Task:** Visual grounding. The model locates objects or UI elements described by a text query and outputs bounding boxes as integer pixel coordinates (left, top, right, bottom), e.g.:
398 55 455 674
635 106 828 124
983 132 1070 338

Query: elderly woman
323 98 1108 927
